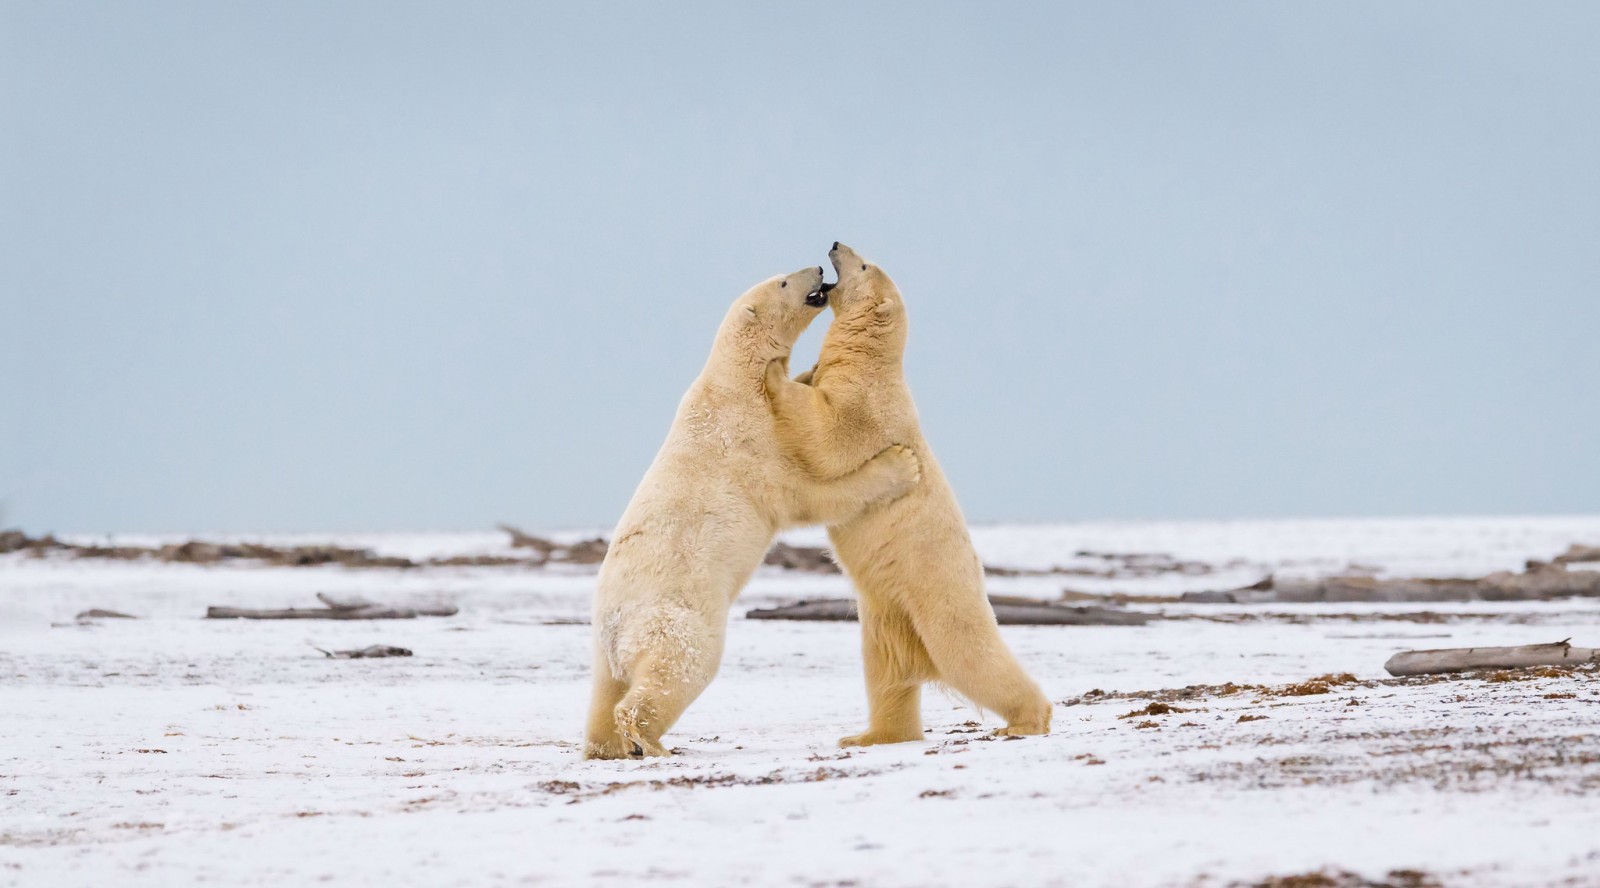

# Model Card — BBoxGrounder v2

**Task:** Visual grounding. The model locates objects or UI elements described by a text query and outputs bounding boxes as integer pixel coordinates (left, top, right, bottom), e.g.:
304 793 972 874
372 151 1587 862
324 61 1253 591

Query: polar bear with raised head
585 265 922 760
765 244 1052 746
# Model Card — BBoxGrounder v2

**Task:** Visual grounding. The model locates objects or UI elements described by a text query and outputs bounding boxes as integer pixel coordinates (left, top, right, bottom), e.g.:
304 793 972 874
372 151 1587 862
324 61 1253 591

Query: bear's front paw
993 723 1049 738
994 700 1052 738
875 444 922 497
763 359 792 396
583 737 637 760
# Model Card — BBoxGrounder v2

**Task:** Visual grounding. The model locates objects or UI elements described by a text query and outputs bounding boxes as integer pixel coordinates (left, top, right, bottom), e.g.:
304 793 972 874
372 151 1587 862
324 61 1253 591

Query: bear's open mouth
804 285 829 308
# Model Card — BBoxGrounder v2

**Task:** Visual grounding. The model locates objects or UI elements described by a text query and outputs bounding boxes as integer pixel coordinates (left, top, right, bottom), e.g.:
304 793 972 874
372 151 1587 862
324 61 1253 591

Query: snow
4 516 1600 886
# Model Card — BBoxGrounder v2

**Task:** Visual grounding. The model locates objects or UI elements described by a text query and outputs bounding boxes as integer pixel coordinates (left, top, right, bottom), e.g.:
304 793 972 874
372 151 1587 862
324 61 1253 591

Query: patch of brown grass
539 780 582 794
1237 869 1441 888
1119 702 1192 719
1485 665 1575 682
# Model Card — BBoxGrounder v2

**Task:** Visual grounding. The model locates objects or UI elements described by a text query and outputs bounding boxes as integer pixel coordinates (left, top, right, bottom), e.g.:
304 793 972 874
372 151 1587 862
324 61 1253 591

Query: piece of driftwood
498 524 610 565
1383 639 1600 676
206 605 455 619
75 608 137 620
746 597 1153 626
763 541 840 573
746 599 858 621
4 526 546 570
499 523 555 553
317 592 377 610
1554 544 1600 565
993 603 1153 626
1183 562 1600 605
207 593 457 620
313 644 413 659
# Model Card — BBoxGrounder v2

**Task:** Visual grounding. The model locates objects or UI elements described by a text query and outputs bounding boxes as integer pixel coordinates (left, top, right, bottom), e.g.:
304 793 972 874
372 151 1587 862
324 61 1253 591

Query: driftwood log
75 608 138 620
313 644 413 659
206 605 457 620
1184 562 1600 604
1554 544 1600 565
1383 639 1600 676
206 592 457 621
746 596 1153 626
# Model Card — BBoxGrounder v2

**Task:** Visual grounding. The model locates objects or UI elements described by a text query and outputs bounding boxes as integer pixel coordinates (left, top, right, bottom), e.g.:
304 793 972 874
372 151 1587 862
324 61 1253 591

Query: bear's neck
706 318 790 376
699 343 780 399
816 308 904 377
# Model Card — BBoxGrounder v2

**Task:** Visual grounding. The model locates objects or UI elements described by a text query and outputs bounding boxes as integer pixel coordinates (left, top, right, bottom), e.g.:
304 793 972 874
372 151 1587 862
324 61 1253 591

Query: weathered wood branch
1185 562 1600 604
1554 544 1600 565
75 608 138 620
313 644 413 658
746 597 1153 626
206 603 457 620
1383 639 1600 676
991 603 1153 626
745 599 859 621
316 592 380 610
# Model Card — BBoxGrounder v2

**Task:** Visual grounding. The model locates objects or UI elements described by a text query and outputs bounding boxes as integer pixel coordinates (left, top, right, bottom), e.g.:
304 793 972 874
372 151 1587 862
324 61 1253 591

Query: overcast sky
2 1 1597 534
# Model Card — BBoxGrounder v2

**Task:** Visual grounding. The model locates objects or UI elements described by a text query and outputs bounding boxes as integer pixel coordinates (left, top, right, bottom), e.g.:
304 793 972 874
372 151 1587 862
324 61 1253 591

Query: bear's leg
610 615 724 757
613 657 715 758
583 658 634 760
840 597 933 747
908 590 1053 737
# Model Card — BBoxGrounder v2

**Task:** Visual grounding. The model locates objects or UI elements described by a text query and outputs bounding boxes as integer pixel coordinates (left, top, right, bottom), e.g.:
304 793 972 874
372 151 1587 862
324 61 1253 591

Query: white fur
766 244 1052 746
583 267 921 759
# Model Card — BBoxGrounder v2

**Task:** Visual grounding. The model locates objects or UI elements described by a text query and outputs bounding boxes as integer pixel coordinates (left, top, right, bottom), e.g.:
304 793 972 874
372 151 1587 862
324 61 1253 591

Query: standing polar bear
766 244 1052 745
585 265 922 760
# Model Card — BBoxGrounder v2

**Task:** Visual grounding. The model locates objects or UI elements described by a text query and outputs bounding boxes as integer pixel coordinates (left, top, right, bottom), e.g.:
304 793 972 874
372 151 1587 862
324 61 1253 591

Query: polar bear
765 244 1052 746
584 265 922 760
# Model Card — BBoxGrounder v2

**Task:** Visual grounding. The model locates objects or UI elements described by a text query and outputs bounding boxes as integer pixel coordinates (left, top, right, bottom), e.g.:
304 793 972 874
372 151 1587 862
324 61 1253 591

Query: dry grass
1234 868 1441 888
1118 702 1193 719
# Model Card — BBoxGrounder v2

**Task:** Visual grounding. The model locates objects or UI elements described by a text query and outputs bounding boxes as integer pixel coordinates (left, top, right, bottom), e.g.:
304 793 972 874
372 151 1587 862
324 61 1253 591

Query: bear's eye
780 281 787 288
861 264 867 271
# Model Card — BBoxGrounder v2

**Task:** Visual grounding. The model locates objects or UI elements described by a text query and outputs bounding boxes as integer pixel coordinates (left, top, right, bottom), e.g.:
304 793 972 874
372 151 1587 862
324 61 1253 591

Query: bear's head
717 265 829 364
822 242 907 357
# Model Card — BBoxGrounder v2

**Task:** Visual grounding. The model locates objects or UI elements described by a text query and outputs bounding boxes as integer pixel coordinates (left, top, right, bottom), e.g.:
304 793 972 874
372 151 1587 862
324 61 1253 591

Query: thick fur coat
765 244 1051 745
585 265 921 759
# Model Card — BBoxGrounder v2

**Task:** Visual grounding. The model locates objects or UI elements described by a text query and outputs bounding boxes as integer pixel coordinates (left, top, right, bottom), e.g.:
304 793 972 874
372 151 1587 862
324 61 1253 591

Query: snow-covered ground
4 516 1600 887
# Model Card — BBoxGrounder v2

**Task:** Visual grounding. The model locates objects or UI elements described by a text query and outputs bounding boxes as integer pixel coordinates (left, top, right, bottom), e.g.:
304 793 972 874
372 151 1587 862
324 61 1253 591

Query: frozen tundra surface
4 517 1600 887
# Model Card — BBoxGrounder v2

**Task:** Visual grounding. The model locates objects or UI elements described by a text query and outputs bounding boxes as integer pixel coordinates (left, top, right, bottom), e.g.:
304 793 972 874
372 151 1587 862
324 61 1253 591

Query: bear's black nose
831 241 840 252
816 266 824 275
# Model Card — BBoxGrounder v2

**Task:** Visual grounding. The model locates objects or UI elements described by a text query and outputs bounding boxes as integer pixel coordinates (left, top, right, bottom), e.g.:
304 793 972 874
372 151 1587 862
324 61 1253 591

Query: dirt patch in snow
537 766 887 802
1223 870 1443 888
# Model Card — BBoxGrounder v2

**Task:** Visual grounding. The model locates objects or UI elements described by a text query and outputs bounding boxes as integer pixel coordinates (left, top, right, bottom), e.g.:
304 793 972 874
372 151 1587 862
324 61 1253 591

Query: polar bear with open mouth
766 244 1052 745
585 265 921 759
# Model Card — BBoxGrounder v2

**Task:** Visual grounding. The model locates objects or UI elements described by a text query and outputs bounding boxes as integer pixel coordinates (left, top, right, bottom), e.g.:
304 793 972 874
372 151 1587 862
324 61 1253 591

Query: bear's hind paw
993 722 1049 738
838 729 924 748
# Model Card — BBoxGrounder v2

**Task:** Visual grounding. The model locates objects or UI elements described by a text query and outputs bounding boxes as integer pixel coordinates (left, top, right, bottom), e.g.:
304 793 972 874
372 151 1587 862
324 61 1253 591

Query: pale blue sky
2 2 1597 533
